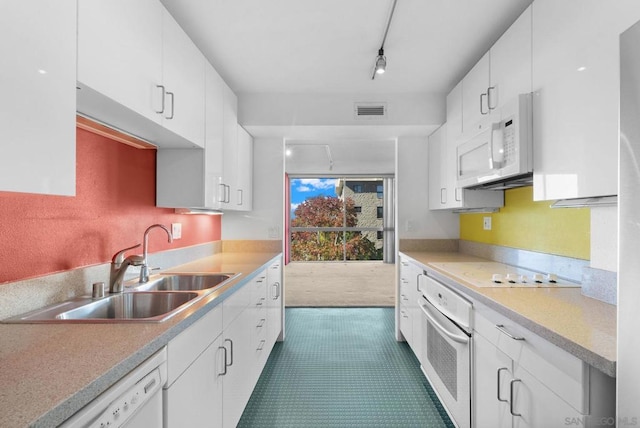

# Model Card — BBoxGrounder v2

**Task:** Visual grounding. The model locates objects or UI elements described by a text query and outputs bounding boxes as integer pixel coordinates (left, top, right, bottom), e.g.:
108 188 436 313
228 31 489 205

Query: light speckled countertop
401 251 617 377
0 251 281 428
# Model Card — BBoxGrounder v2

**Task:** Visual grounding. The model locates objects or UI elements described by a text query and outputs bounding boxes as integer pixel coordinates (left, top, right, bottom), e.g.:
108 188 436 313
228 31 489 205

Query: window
289 177 386 261
377 184 383 198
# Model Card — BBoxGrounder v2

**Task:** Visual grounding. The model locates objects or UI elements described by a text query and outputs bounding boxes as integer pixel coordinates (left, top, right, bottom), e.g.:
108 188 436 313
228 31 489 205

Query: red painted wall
0 127 221 284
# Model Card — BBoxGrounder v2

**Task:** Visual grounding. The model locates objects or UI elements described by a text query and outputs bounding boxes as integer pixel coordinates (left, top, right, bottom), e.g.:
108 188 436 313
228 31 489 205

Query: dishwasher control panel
88 368 162 428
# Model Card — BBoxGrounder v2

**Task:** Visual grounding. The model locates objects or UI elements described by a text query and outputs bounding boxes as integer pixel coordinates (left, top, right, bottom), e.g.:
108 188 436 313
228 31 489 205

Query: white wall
590 206 618 271
396 136 459 239
222 138 284 240
238 92 445 127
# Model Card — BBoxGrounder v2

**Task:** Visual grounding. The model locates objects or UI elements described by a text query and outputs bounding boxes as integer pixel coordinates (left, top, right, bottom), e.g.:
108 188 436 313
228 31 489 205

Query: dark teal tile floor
238 307 455 427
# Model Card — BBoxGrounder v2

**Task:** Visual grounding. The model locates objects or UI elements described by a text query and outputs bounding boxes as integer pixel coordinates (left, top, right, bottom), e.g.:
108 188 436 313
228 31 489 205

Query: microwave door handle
489 122 504 170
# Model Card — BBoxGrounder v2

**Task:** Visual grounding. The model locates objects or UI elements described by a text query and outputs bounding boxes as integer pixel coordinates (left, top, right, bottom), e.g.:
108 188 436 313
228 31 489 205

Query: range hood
465 172 533 191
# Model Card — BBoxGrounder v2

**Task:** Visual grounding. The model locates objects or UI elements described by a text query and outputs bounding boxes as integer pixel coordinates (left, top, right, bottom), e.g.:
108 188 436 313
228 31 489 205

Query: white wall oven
419 272 473 428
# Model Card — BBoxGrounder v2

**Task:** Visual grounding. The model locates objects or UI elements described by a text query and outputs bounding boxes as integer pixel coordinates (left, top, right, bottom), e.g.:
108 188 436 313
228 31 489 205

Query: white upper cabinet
532 0 640 201
490 6 532 112
432 88 504 211
160 10 205 148
156 64 226 210
461 5 532 135
77 0 205 149
78 0 163 125
462 51 491 133
235 126 254 212
0 1 76 196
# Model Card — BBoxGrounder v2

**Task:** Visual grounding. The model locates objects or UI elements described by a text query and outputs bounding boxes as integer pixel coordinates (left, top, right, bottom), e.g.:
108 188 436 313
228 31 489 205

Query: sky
290 178 338 217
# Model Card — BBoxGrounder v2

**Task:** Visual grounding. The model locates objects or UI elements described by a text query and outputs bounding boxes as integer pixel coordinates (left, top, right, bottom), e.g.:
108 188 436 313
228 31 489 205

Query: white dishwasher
61 347 167 428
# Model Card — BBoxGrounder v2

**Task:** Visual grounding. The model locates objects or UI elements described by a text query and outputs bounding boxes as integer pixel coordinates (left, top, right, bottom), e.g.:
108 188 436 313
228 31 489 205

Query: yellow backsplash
459 186 590 260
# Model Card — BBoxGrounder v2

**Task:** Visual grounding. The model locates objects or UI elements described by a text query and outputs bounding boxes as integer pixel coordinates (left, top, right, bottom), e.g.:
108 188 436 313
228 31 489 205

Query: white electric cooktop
429 261 580 288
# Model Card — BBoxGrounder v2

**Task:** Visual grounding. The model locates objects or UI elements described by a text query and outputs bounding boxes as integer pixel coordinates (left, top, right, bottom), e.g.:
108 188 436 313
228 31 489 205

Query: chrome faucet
139 224 173 283
109 243 143 293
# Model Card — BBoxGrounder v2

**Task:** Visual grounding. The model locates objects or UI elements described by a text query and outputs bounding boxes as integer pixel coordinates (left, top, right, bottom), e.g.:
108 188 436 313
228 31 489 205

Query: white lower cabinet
164 336 224 427
221 300 254 428
398 256 424 358
267 259 284 345
473 302 615 428
164 257 284 428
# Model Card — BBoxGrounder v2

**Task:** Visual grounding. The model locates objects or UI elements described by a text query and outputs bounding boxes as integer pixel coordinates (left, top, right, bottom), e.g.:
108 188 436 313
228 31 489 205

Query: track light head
375 48 386 74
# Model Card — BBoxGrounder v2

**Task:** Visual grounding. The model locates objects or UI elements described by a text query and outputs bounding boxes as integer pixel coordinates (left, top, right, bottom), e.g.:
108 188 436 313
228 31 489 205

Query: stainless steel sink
56 292 199 321
2 273 239 323
131 273 238 292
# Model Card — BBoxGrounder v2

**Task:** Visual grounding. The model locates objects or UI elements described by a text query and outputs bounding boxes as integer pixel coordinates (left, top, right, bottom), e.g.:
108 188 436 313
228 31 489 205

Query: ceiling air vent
354 102 387 120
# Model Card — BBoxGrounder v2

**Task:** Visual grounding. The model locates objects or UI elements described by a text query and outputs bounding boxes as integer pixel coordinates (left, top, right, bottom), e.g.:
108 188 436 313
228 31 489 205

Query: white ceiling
160 0 533 173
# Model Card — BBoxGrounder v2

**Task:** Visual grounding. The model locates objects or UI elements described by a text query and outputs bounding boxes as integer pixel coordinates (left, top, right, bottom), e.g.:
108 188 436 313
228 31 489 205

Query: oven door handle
420 300 470 344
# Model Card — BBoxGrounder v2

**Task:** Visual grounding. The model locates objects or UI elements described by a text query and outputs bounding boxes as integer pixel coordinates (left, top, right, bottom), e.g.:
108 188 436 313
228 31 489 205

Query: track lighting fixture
374 48 386 75
371 0 397 80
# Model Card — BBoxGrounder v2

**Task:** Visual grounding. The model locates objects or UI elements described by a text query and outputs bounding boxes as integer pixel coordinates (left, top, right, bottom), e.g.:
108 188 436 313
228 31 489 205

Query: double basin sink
3 273 239 323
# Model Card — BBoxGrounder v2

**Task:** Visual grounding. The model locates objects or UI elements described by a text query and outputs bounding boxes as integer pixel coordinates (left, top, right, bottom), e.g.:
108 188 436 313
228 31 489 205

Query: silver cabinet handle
257 318 266 328
155 85 165 114
273 282 280 299
496 324 525 341
226 185 231 203
218 346 228 376
480 92 489 115
165 91 175 119
455 187 462 202
488 86 497 110
510 379 522 417
257 340 266 351
497 367 509 403
237 189 243 205
218 183 226 203
416 273 422 292
224 338 234 366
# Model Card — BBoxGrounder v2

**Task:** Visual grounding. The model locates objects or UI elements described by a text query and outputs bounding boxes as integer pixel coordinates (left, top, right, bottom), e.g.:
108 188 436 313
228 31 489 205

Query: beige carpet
284 262 396 307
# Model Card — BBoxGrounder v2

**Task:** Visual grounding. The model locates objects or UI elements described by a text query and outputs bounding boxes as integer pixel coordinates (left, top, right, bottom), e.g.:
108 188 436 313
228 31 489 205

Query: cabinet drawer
166 304 223 386
474 302 587 413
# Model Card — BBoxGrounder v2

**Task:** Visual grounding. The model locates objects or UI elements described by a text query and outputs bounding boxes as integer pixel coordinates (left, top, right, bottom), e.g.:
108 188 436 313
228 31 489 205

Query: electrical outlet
171 223 182 239
268 226 280 238
483 217 492 231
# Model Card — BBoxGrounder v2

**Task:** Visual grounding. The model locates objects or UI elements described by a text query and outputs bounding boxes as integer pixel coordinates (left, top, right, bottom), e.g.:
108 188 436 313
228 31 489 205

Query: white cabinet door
462 52 490 133
428 126 446 209
221 308 254 428
0 1 76 196
532 0 640 200
489 6 532 111
235 126 254 211
221 82 238 209
474 333 513 428
78 0 162 125
164 336 224 428
511 364 582 428
447 82 463 144
161 9 205 148
267 259 283 345
205 64 226 209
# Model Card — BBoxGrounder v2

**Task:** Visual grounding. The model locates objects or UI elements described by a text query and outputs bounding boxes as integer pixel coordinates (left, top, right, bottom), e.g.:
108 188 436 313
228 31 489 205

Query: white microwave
456 93 533 189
